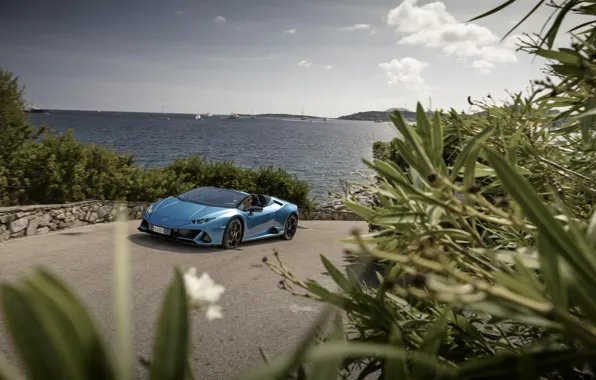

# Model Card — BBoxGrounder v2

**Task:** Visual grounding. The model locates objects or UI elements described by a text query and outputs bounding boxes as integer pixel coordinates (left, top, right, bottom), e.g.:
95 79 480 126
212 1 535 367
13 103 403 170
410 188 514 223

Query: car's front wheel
222 218 243 249
281 214 298 240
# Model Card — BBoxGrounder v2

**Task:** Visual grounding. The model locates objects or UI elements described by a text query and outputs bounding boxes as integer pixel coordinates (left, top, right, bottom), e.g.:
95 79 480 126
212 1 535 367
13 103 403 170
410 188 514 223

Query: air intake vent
273 200 283 206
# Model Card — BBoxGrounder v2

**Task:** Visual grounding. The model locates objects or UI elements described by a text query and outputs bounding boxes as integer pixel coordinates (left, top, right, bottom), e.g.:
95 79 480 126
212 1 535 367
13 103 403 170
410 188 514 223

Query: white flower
183 267 225 320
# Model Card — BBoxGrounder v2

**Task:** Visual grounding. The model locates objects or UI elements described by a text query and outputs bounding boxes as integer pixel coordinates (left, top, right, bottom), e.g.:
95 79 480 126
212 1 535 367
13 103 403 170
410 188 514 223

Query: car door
245 209 269 238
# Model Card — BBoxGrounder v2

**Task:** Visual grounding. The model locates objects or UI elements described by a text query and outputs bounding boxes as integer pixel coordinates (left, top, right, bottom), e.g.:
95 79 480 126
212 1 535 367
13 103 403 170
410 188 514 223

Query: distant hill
338 109 426 122
385 107 411 113
252 113 326 119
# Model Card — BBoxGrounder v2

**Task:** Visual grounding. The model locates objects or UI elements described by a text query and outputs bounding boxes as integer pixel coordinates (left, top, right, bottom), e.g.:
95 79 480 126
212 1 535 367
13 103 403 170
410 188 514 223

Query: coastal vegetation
0 1 594 380
338 109 419 122
0 71 313 210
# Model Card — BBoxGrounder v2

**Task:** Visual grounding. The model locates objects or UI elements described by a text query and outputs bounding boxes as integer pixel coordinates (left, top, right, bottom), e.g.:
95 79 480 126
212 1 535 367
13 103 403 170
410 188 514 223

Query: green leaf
450 125 496 181
537 234 568 310
390 110 435 176
543 0 579 48
430 111 444 171
457 347 596 379
411 308 451 379
468 0 517 22
24 270 115 379
587 207 596 252
381 323 409 380
240 341 454 380
484 148 596 291
310 314 345 380
320 255 352 293
370 213 425 226
580 97 596 144
1 283 76 380
501 0 546 41
507 125 526 166
535 48 580 64
149 268 190 380
415 102 432 150
241 307 336 380
342 199 378 219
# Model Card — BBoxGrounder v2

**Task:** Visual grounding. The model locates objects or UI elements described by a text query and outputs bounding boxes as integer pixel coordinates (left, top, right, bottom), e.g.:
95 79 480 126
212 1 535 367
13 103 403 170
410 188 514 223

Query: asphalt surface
0 220 367 379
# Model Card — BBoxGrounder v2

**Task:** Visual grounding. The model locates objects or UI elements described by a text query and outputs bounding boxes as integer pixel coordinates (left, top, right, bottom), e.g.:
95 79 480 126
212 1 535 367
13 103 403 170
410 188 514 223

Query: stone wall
0 200 365 243
0 201 151 242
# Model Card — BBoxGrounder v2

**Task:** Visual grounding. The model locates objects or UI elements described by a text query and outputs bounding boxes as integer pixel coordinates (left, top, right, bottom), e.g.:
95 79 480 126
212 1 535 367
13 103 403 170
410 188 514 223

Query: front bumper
137 218 224 246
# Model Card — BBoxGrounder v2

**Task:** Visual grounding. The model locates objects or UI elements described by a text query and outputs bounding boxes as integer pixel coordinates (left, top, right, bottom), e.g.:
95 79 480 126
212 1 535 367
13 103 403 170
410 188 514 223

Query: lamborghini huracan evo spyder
138 186 299 249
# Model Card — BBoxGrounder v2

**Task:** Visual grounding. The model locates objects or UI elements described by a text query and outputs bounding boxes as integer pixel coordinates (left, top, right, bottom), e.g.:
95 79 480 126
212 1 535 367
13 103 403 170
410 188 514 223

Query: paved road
0 220 367 379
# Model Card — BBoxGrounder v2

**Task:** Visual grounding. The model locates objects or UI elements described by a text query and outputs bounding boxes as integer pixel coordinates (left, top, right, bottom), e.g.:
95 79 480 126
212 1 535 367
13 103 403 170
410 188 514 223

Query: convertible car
138 186 299 249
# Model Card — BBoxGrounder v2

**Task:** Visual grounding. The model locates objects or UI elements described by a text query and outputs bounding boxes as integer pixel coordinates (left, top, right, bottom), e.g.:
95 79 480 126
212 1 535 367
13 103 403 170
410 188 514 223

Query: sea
26 110 397 202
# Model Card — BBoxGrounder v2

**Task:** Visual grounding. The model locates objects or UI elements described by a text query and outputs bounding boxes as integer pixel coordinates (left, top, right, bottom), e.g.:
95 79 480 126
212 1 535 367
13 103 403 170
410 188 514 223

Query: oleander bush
258 1 596 379
0 82 313 209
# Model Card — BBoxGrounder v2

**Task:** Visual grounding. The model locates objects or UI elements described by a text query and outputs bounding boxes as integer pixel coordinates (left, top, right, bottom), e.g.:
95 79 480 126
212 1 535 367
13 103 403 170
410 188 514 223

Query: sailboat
195 114 202 120
250 107 256 119
161 105 170 120
300 108 307 121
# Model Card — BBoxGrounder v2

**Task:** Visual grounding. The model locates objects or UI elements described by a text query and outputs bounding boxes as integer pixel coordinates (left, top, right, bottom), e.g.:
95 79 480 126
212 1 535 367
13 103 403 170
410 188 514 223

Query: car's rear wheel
222 218 243 249
281 214 298 240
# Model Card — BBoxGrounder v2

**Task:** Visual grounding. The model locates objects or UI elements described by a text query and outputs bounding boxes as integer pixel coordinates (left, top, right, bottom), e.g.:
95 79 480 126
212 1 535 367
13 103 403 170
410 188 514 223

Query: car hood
151 197 228 220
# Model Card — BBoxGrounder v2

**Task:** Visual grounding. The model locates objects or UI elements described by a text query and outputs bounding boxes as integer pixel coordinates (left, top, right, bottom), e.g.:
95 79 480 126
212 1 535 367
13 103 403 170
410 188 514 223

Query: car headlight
146 204 154 214
192 218 215 225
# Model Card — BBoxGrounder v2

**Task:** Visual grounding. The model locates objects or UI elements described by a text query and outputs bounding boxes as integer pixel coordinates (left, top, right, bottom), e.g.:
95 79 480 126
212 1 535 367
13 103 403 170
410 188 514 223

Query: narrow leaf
537 234 568 310
149 268 190 380
1 284 72 380
485 148 596 290
451 125 496 181
320 255 352 293
468 0 517 22
310 314 345 380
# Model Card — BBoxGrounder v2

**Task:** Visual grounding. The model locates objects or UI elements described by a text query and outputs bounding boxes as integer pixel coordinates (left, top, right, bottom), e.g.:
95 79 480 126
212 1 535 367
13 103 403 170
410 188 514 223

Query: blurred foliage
0 74 313 210
252 1 596 379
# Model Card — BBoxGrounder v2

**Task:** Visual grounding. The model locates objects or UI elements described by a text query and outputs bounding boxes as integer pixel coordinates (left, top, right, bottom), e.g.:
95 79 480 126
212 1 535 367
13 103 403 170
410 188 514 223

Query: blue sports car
138 186 299 249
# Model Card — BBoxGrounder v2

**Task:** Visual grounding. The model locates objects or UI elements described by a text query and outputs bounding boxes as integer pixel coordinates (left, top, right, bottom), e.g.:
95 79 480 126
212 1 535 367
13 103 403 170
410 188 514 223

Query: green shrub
0 93 313 209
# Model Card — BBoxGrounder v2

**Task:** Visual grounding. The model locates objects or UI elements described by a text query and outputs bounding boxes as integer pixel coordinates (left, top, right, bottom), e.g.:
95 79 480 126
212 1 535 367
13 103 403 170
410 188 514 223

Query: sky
0 0 587 117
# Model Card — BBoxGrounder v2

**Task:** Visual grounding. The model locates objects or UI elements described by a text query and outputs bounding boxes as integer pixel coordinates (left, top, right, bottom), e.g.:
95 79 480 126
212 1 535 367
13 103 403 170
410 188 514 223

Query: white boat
228 112 240 119
195 114 201 119
205 112 213 117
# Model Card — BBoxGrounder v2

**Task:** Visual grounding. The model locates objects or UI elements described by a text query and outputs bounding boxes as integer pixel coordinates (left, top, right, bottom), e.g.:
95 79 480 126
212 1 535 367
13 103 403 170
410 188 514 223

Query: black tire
222 218 243 249
281 214 298 240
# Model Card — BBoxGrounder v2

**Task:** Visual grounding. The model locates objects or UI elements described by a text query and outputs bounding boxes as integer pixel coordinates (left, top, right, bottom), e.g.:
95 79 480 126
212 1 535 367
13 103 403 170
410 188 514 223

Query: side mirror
248 206 263 213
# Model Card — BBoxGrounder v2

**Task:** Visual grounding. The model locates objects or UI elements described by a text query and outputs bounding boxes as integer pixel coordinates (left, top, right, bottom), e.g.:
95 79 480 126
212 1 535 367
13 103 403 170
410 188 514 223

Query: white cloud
283 29 297 34
370 28 378 35
325 65 333 70
387 0 455 33
297 60 311 69
386 0 520 69
378 57 429 92
340 24 372 31
213 16 226 23
175 10 184 16
470 60 495 74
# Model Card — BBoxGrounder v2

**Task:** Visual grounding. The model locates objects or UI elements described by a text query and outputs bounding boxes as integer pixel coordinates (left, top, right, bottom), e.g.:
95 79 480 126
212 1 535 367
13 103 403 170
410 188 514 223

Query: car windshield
176 187 246 208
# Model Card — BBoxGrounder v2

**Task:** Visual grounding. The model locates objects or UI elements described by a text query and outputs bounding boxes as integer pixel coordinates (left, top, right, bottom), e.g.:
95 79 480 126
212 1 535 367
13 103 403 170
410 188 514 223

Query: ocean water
26 110 397 202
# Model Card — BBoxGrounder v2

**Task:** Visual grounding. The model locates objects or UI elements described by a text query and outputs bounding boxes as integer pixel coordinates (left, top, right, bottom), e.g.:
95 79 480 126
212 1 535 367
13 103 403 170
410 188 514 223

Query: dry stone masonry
0 201 150 242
